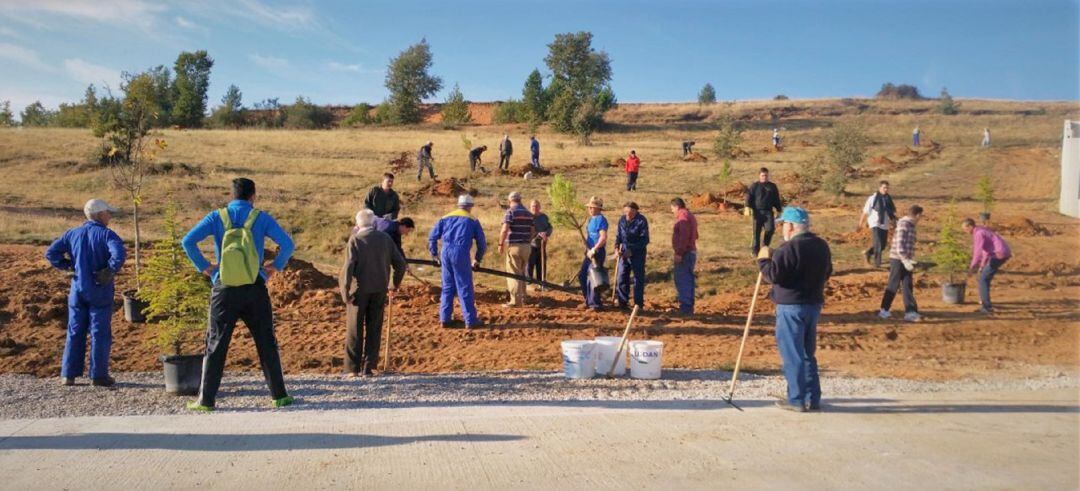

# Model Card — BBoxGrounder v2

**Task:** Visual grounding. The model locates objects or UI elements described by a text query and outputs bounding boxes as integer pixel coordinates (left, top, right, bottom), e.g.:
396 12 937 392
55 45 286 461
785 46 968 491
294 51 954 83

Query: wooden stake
606 305 640 378
724 272 764 403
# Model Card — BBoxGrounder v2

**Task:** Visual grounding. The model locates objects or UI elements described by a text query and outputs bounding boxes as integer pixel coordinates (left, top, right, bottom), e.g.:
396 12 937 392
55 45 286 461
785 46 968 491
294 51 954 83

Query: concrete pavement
0 389 1076 490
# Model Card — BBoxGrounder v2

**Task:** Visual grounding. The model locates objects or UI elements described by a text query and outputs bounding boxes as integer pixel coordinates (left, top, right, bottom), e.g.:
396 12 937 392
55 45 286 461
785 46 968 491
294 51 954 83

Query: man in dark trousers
859 180 897 267
498 134 513 170
615 201 650 310
758 206 832 412
527 199 553 286
671 198 698 316
878 205 923 322
417 141 436 181
745 167 784 256
340 209 406 377
469 145 489 174
182 177 296 411
529 135 540 168
45 198 126 387
682 140 695 156
364 173 401 219
625 150 641 191
963 218 1012 314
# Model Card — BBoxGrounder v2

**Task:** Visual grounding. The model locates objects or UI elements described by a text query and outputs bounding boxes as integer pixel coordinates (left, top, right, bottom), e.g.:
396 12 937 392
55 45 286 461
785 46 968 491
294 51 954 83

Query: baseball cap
84 199 119 220
457 194 475 207
778 206 810 224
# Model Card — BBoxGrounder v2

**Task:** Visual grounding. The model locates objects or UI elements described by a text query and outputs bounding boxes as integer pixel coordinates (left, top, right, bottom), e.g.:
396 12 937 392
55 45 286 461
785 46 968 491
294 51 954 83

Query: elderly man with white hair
45 199 126 387
339 209 407 377
757 206 833 412
499 191 534 307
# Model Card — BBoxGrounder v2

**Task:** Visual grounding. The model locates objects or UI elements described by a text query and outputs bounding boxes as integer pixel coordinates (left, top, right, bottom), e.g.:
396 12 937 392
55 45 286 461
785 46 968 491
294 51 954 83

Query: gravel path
1 368 1076 420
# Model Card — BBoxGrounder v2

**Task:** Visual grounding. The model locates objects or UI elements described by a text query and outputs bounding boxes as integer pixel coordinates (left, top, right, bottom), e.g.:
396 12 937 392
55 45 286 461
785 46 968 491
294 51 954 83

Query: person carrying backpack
181 177 296 411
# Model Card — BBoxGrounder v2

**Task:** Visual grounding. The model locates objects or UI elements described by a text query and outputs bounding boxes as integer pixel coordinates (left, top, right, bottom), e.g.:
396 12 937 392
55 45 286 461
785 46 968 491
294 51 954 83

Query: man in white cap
428 194 487 328
499 191 534 307
45 199 126 387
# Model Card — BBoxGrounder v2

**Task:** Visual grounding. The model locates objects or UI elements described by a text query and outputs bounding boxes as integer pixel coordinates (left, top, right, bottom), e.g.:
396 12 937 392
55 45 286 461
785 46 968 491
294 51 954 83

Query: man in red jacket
671 197 699 315
625 150 641 191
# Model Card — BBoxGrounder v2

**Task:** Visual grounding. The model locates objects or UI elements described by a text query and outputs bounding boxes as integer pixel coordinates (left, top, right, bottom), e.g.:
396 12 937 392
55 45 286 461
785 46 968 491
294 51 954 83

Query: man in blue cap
757 206 832 412
429 194 487 329
46 198 126 387
182 177 296 411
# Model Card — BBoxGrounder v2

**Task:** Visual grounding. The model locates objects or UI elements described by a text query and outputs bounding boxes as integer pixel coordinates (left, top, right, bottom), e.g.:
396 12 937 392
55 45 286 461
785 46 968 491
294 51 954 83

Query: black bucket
941 283 966 304
123 290 148 323
162 354 203 395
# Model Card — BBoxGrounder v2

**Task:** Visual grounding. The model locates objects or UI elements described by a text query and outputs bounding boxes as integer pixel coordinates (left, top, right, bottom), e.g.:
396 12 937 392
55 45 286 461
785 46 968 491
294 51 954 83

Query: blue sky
1 0 1077 115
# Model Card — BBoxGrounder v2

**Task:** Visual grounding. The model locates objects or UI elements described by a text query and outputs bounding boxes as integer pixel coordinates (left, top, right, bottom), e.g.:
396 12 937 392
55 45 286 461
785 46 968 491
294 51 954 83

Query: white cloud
250 54 290 70
230 0 315 29
327 61 361 73
175 16 196 29
0 42 54 73
0 26 22 39
63 58 122 90
0 0 167 33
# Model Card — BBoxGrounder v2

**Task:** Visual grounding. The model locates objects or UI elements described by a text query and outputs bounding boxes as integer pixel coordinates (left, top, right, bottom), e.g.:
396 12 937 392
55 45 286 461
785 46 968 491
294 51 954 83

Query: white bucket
593 336 626 377
561 340 598 379
629 340 664 380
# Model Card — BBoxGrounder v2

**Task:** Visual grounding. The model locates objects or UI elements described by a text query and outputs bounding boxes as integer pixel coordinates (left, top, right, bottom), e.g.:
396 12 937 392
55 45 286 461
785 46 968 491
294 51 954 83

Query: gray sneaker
774 400 807 413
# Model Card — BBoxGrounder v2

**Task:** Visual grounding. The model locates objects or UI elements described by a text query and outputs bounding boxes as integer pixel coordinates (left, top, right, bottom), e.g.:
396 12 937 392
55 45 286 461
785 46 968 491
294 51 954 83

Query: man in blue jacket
429 194 487 329
181 178 296 411
46 199 126 387
615 201 650 310
757 206 833 412
529 135 540 169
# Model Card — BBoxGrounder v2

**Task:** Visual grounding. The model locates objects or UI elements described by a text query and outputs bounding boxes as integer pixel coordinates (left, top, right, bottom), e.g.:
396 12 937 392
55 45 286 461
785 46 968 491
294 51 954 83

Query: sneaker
877 309 892 319
903 312 921 322
60 377 75 386
774 400 807 413
91 376 116 387
976 307 993 314
271 396 295 408
186 401 214 412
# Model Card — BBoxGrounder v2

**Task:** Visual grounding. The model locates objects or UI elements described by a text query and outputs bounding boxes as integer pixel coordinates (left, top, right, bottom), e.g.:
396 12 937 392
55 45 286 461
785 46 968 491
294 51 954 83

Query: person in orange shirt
625 150 641 191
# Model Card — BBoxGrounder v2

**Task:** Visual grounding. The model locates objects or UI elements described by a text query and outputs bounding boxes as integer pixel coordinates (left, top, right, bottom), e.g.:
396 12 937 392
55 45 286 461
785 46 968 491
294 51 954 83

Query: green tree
172 50 214 127
522 69 547 122
210 84 245 128
821 124 869 196
712 113 743 159
717 159 733 186
341 103 374 127
930 201 971 284
546 174 588 244
385 39 443 124
542 32 615 141
440 83 471 127
20 101 55 127
283 96 333 129
698 83 717 104
975 173 995 215
938 87 959 115
492 99 526 124
145 65 175 127
137 201 211 356
0 100 14 127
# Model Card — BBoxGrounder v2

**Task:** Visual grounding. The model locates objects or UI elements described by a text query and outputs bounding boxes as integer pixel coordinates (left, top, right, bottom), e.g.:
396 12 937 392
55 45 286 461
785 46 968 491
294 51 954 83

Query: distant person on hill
625 150 641 191
912 126 921 146
745 167 784 256
878 205 924 322
417 141 436 181
339 209 406 377
579 197 609 311
182 177 296 411
364 173 400 219
527 199 553 288
615 201 650 311
682 140 696 156
757 206 833 412
963 218 1011 314
468 145 489 174
429 194 487 329
772 128 782 150
982 128 991 148
45 198 126 388
858 180 897 268
498 134 513 170
670 198 699 315
530 135 541 169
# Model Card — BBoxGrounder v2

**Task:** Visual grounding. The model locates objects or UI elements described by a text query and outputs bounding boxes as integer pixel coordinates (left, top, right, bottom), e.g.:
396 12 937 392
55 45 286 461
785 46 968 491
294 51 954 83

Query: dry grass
1 98 1076 300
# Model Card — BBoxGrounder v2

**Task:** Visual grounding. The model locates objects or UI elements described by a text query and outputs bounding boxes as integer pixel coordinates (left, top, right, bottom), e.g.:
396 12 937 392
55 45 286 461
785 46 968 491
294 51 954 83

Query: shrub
974 173 995 214
546 174 588 244
209 84 245 129
341 103 374 127
821 124 869 196
440 83 471 128
251 98 285 128
717 159 732 186
373 101 393 125
773 94 789 100
493 99 526 124
698 83 717 105
938 87 959 115
930 201 971 284
283 96 333 129
20 101 56 127
712 113 743 159
0 100 14 127
876 83 923 100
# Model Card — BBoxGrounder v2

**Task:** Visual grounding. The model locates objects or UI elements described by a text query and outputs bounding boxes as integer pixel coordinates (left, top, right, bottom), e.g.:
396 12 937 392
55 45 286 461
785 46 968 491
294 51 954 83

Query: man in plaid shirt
878 205 924 322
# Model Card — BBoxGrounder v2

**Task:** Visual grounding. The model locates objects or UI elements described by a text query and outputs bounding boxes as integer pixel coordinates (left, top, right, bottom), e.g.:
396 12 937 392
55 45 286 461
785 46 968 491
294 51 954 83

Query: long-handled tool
406 258 576 293
722 272 764 411
610 254 621 303
406 268 433 288
382 294 394 372
606 305 640 378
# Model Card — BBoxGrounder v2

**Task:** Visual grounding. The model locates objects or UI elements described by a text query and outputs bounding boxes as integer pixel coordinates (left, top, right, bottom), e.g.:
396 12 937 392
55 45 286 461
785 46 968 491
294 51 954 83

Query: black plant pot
123 290 148 323
941 283 966 304
161 354 203 396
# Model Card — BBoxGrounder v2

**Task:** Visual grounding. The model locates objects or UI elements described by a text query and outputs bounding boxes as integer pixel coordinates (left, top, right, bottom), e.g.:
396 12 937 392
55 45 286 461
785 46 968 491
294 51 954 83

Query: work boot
774 400 807 412
91 376 116 388
60 376 75 386
271 396 295 408
362 362 376 377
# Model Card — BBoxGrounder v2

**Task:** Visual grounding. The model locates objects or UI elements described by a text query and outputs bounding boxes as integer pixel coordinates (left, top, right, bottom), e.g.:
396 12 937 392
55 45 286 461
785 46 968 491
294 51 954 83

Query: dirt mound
895 147 921 158
995 217 1053 237
614 157 627 168
268 257 339 307
869 155 896 166
690 182 747 211
829 228 870 244
722 181 748 198
513 165 551 177
690 193 721 208
683 152 708 162
388 152 411 173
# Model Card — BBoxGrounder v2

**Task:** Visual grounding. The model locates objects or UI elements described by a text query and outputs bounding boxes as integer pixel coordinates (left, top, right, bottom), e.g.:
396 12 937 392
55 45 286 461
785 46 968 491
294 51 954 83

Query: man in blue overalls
46 199 126 387
615 201 650 310
429 194 487 329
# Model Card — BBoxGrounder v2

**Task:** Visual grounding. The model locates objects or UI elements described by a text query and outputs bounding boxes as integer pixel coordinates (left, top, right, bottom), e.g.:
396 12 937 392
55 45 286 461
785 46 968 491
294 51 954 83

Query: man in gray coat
339 209 407 377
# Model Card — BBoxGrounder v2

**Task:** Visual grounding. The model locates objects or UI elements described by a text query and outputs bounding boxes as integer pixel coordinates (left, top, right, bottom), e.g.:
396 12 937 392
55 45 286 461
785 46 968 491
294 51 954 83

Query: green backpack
218 208 261 286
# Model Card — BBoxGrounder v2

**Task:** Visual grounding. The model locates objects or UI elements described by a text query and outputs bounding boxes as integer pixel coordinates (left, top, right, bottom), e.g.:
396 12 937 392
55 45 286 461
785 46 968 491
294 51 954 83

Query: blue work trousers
440 247 480 326
616 249 647 307
673 251 696 314
774 303 822 407
62 292 113 379
577 247 606 309
978 257 1007 310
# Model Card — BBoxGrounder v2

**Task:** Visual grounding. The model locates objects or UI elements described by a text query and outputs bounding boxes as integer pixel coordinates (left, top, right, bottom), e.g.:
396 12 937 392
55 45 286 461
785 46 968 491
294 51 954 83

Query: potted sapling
930 203 972 304
138 202 209 395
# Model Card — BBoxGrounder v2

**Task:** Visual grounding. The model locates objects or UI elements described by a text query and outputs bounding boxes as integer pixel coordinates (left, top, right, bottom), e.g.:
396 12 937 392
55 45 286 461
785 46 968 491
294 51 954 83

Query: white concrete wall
1061 120 1080 218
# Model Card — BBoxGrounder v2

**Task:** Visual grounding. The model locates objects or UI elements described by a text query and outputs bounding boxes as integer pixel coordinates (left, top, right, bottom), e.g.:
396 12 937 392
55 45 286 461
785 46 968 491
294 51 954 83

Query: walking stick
722 272 764 411
606 305 640 378
382 294 394 372
540 239 547 291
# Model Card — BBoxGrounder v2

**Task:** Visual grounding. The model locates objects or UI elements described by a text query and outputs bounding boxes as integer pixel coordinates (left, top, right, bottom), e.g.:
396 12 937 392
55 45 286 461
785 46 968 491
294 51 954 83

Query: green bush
441 83 471 128
283 96 333 129
341 103 374 127
0 100 14 127
698 83 717 104
493 99 526 124
938 87 959 115
712 113 743 159
821 124 869 196
974 174 995 214
930 202 971 284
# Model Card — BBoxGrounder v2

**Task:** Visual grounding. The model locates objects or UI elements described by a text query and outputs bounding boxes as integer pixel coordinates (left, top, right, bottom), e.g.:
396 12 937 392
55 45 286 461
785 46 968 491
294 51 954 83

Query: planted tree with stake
547 174 587 243
974 173 995 220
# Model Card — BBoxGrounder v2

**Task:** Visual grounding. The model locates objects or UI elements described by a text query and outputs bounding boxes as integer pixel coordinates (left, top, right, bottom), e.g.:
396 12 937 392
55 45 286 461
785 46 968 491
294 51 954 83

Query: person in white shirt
981 128 991 147
857 181 897 267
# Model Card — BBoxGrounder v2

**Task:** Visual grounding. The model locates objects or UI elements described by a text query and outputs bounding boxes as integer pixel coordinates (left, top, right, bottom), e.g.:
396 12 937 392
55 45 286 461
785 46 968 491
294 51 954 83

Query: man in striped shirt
878 205 923 322
499 191 535 307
